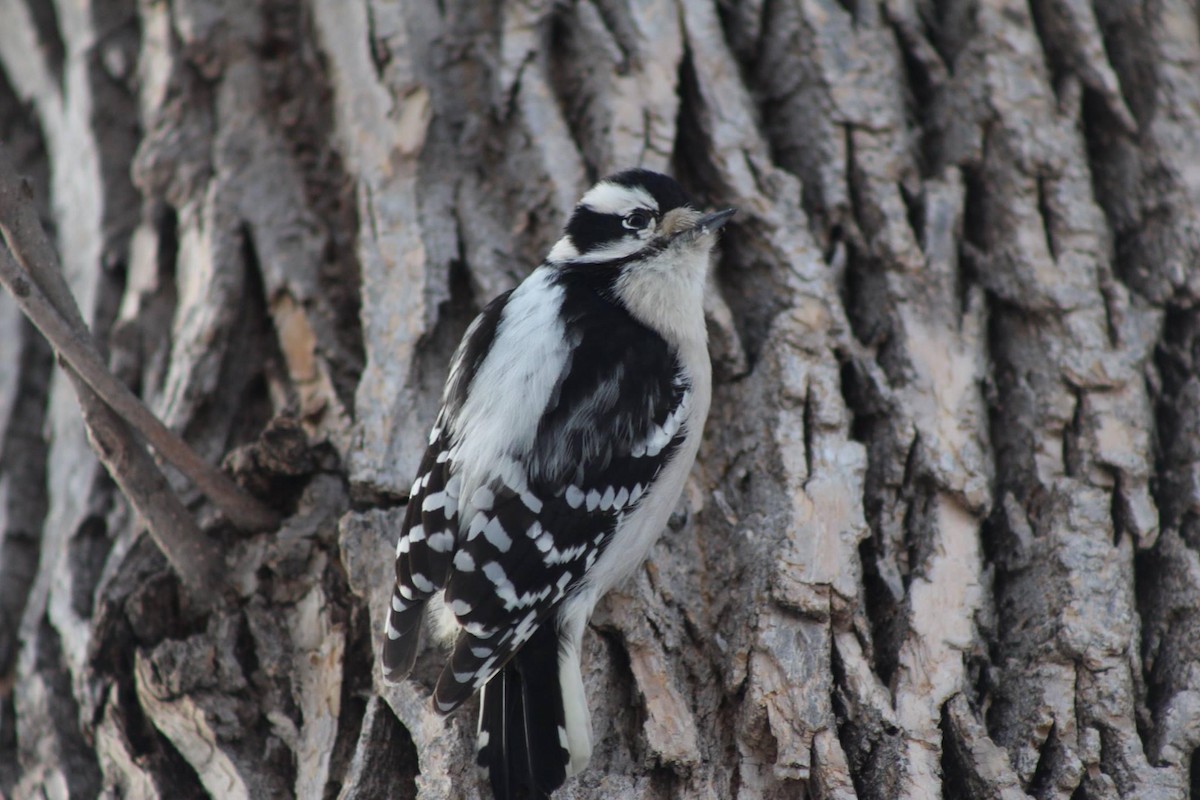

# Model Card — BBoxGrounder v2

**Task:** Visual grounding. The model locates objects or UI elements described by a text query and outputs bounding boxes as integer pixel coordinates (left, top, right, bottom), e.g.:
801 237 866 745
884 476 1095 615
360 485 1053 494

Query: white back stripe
449 267 569 520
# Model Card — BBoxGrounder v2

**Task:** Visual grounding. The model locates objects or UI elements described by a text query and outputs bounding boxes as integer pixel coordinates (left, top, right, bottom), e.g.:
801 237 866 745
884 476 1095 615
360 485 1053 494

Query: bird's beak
695 208 737 234
673 207 737 244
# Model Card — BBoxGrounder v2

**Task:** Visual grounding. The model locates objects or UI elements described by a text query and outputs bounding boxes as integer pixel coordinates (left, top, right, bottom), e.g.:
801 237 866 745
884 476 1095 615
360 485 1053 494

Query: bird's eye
623 210 653 231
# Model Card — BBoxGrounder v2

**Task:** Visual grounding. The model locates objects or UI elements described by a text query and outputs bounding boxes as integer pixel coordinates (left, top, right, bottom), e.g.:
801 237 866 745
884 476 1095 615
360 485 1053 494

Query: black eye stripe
564 189 684 260
565 209 626 254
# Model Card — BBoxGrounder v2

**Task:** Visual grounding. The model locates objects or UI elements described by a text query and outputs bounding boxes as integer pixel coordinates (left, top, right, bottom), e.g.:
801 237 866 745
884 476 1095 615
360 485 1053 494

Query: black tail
476 623 571 799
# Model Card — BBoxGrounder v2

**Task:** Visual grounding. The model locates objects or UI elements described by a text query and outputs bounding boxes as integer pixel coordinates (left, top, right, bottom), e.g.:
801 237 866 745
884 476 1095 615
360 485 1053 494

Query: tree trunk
1 0 1197 798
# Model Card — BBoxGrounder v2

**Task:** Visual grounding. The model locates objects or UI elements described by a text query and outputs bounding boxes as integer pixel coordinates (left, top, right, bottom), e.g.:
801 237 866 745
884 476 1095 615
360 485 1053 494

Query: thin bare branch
0 242 224 598
0 145 279 533
0 142 279 533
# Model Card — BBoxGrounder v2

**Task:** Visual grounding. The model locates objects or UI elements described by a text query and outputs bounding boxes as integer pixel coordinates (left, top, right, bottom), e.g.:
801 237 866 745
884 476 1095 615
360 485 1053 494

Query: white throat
613 244 711 354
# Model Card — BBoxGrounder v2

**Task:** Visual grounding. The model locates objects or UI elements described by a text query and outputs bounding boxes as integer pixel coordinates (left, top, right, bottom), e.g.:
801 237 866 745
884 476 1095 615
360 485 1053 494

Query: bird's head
546 169 735 267
545 169 734 348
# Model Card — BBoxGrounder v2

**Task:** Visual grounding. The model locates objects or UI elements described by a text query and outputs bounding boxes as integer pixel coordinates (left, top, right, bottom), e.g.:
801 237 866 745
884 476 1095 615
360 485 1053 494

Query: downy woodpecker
383 168 733 798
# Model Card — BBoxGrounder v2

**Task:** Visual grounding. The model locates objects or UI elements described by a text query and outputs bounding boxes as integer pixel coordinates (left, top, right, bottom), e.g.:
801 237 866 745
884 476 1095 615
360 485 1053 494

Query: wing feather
388 270 694 705
432 283 691 710
382 291 512 681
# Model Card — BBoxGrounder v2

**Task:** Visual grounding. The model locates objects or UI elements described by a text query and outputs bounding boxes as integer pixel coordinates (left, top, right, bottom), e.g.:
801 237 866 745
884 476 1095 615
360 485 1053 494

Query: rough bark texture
0 0 1197 798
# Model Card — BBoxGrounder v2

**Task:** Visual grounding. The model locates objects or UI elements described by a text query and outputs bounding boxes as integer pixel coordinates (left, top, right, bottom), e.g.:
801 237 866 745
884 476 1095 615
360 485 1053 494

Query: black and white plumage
382 169 733 799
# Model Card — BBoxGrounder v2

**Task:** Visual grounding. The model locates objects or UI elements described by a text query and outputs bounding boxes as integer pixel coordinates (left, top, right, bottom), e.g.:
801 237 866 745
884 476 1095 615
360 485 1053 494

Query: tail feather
382 436 457 683
477 624 571 799
557 639 593 777
381 586 428 681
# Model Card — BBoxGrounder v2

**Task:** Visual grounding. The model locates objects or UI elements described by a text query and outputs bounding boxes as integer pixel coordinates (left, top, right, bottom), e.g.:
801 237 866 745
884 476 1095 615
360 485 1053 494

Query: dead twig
0 240 279 532
0 141 279 597
0 244 226 598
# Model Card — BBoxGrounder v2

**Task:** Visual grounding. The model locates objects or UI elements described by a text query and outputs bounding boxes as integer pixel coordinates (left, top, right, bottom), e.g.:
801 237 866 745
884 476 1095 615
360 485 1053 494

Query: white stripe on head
567 237 647 264
579 182 658 215
547 236 580 263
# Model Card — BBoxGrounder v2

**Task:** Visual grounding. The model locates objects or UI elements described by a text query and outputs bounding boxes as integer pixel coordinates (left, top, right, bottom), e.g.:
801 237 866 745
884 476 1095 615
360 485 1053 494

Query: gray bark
1 0 1197 798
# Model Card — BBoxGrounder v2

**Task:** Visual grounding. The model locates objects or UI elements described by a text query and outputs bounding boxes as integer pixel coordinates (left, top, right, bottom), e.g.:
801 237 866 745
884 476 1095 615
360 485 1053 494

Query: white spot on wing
512 610 538 645
467 511 489 540
645 425 671 457
474 667 495 689
565 485 584 508
546 542 589 565
464 621 494 638
427 530 455 552
410 572 434 593
454 550 476 572
483 517 513 552
482 561 510 584
483 562 516 605
483 561 555 609
614 487 629 509
521 491 543 513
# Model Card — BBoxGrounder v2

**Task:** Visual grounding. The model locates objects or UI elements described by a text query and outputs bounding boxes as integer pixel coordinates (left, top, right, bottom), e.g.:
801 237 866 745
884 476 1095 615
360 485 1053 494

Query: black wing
382 291 511 681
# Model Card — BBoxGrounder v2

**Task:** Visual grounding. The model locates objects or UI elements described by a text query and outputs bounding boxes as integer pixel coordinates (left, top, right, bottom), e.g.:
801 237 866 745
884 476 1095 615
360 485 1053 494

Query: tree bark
1 0 1197 798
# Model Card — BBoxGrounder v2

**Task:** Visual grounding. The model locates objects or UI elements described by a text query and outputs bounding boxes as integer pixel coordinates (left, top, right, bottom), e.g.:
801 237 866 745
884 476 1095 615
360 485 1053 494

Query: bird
381 168 734 799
